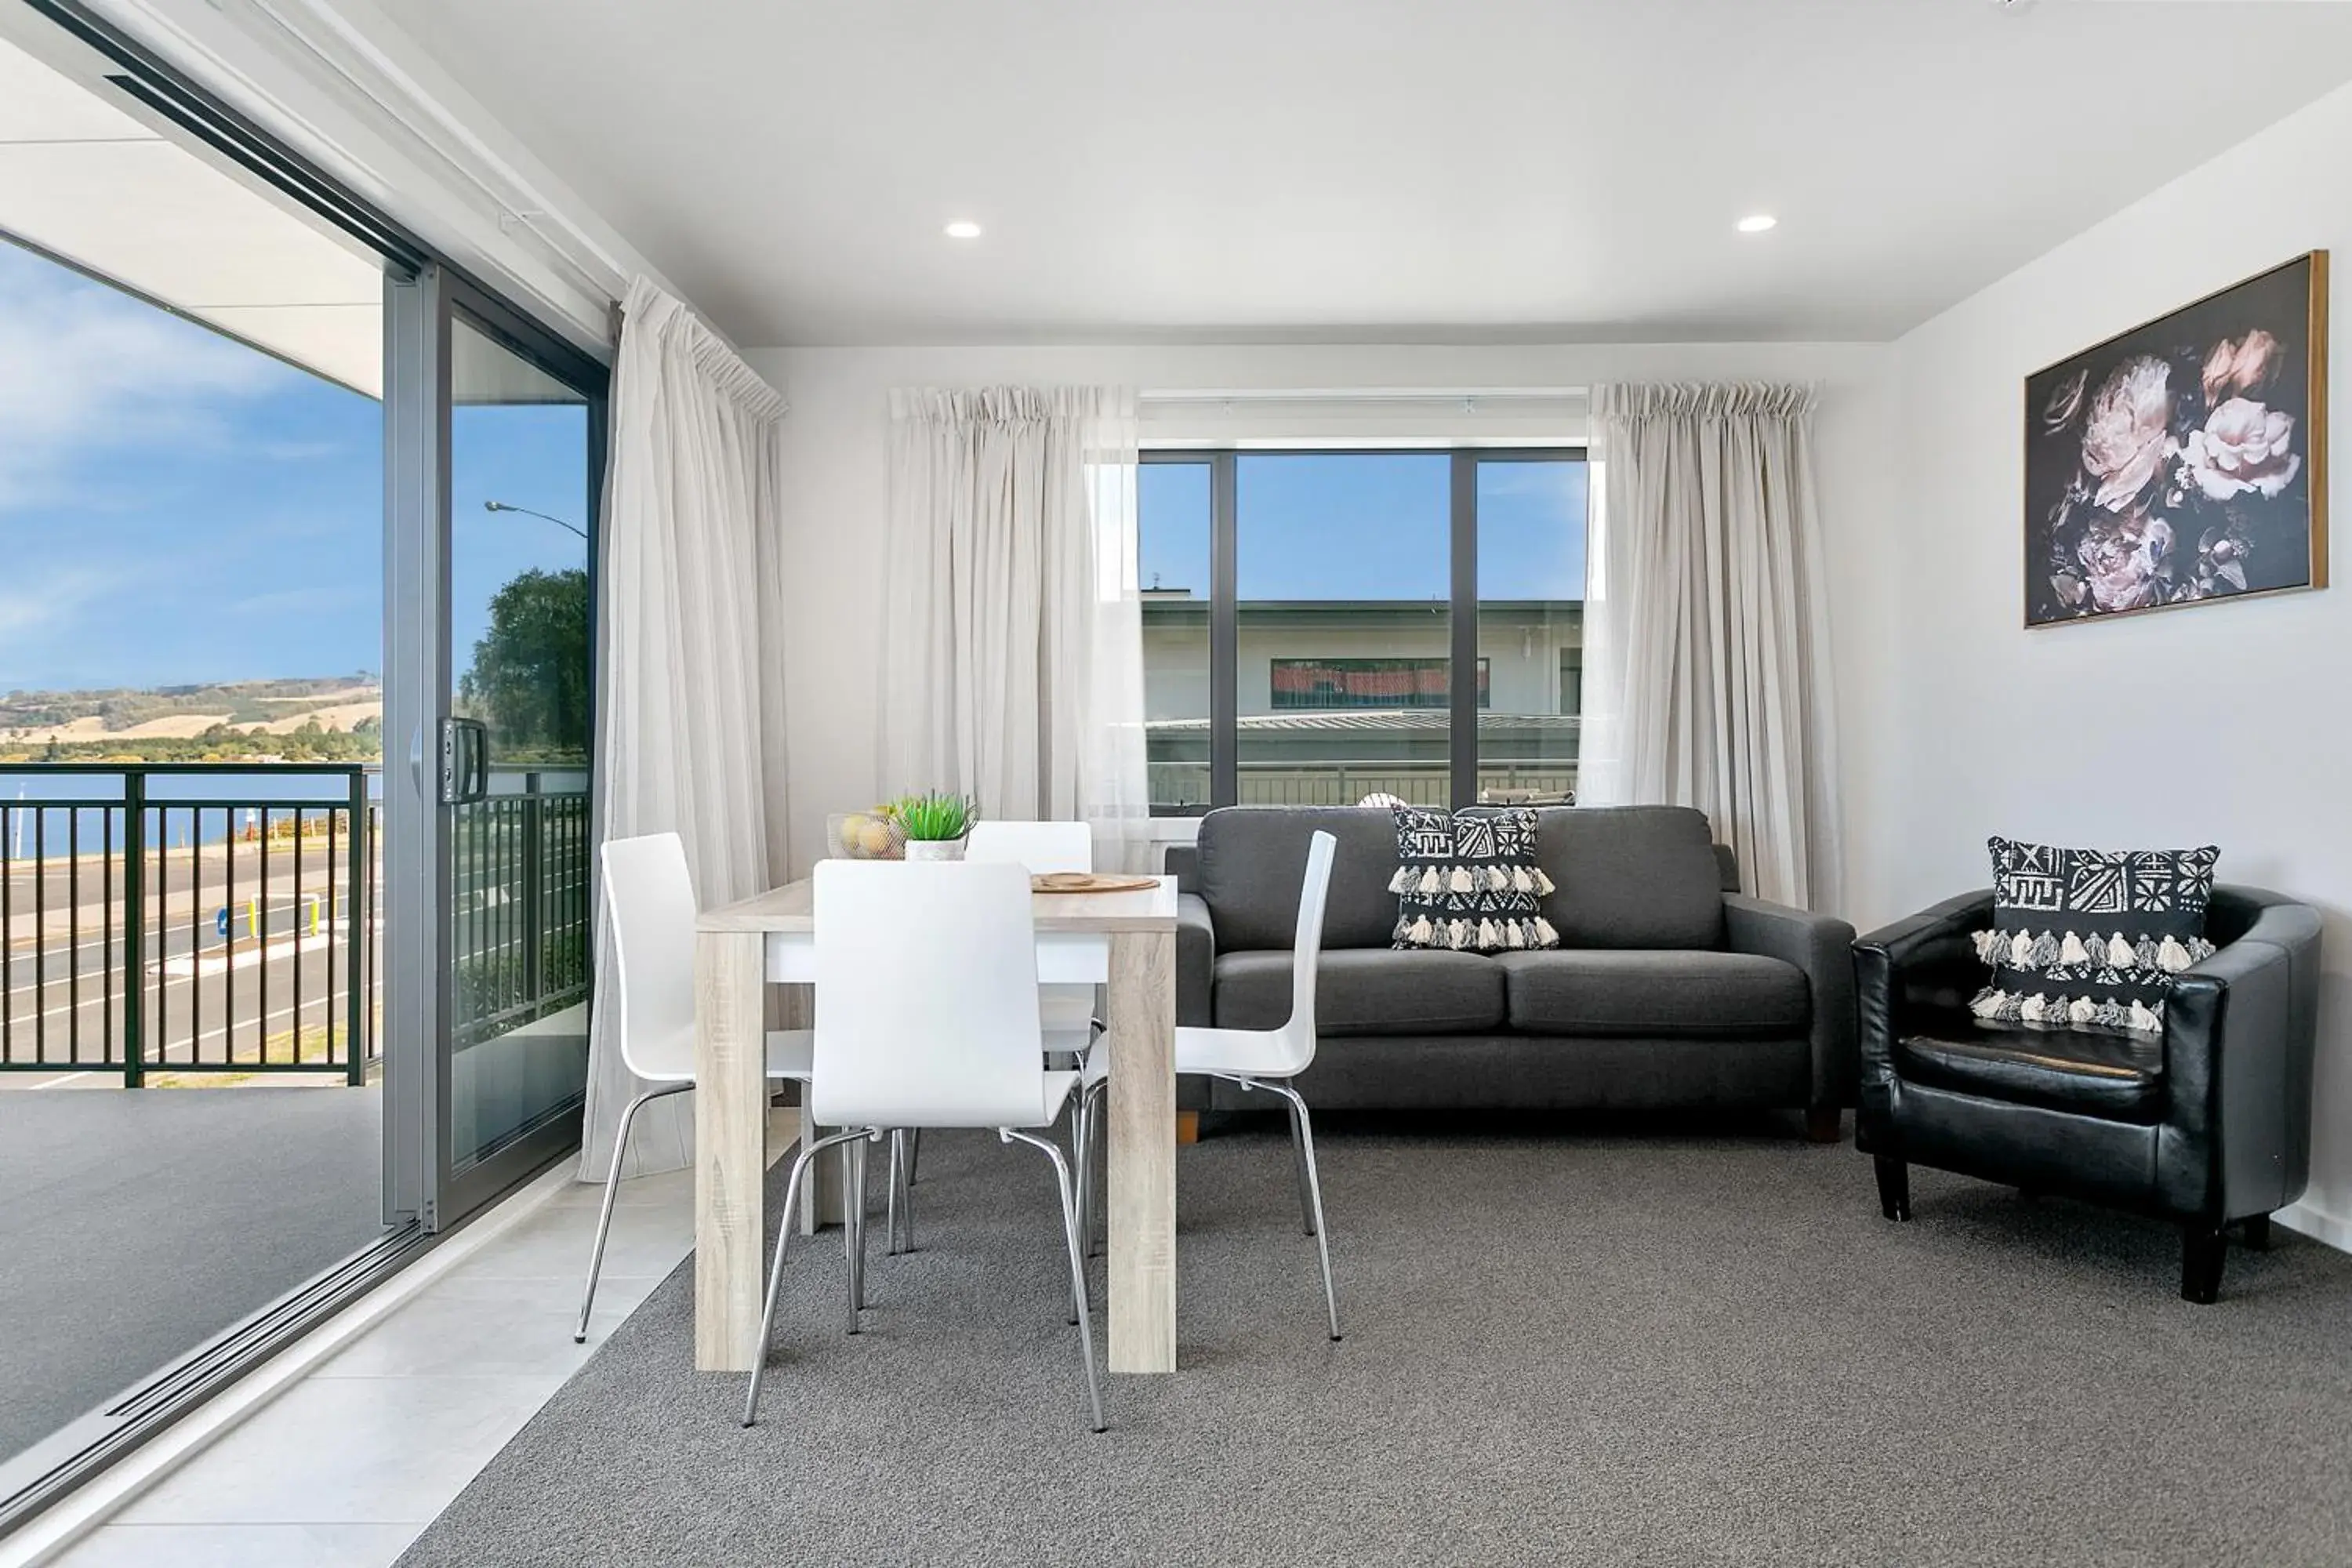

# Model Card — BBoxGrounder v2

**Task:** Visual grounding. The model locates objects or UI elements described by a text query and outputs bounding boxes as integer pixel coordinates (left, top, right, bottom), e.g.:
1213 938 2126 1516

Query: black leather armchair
1854 885 2321 1302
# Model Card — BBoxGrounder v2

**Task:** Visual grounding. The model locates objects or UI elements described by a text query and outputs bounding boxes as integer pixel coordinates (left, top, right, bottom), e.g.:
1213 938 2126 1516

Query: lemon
837 813 869 854
856 818 894 857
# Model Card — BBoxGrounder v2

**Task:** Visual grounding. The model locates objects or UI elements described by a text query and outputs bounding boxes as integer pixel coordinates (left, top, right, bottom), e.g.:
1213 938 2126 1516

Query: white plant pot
902 836 967 862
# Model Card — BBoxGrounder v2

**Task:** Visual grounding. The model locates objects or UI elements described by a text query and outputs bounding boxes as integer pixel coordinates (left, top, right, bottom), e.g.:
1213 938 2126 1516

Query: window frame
1140 445 1586 813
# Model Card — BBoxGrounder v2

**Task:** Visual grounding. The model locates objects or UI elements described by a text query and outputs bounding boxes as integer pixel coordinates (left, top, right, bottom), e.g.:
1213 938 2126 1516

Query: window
1138 449 1588 812
1239 452 1450 807
1269 658 1489 710
1139 459 1210 811
1476 457 1588 803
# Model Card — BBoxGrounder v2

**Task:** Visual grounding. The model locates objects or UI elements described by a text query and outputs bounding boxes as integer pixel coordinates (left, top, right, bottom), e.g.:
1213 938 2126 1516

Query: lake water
0 768 579 861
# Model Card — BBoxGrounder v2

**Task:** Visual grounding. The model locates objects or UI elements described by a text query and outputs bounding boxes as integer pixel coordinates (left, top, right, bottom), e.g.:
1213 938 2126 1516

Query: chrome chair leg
1244 1076 1341 1342
844 1135 869 1329
906 1127 921 1186
575 1080 692 1344
1002 1127 1107 1432
1070 1092 1091 1269
1080 1079 1107 1258
1285 1098 1317 1236
887 1129 911 1255
743 1126 877 1428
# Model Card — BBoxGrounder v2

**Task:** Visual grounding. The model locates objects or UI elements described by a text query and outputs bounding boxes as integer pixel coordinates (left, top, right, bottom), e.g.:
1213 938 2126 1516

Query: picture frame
2022 251 2328 628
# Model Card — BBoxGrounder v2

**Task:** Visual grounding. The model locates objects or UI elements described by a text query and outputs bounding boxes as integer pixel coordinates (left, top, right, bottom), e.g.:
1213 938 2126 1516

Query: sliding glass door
383 271 606 1229
442 308 597 1193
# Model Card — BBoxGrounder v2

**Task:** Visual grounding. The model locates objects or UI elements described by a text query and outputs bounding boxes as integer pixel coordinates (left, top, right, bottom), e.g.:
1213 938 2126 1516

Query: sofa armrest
1850 891 1994 1140
1176 892 1216 1029
2161 898 2322 1218
1723 895 1858 1109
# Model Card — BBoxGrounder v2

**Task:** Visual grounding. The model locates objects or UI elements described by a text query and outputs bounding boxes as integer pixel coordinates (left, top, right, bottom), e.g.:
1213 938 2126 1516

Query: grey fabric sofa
1167 804 1858 1134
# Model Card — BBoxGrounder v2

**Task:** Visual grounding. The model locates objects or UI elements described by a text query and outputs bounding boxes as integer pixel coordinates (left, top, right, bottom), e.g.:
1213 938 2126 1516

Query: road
1 837 379 1082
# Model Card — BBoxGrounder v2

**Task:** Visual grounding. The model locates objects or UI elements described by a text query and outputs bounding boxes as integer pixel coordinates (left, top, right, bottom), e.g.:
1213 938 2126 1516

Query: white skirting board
2278 1198 2352 1254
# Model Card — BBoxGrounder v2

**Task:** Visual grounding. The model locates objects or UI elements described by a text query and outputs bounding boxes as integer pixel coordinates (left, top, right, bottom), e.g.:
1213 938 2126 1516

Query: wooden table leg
1105 929 1175 1374
695 930 767 1372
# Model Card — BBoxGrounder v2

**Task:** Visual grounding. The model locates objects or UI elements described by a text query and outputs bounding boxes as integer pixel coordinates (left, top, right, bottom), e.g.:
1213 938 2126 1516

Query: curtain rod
1138 387 1588 405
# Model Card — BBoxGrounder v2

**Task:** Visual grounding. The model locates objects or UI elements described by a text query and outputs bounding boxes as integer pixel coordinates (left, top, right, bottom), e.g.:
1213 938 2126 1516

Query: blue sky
0 239 585 695
1141 452 1587 601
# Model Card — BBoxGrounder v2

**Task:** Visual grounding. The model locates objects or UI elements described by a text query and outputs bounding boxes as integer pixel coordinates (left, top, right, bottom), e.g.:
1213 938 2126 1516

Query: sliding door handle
438 717 490 805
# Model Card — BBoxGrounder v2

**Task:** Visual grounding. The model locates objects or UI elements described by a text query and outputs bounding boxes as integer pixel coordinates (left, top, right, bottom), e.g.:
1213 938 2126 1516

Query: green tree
459 568 589 760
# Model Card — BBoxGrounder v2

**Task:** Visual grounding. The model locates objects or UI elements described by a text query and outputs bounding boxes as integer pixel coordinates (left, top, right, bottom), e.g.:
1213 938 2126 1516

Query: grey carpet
0 1085 382 1462
400 1115 2352 1567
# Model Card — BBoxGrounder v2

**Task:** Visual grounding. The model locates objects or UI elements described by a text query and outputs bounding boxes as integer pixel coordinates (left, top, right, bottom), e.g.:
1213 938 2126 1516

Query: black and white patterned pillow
1969 836 2220 1035
1388 807 1559 953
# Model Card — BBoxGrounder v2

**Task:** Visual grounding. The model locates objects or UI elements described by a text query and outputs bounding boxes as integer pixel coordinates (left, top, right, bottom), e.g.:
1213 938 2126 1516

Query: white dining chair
964 818 1098 1025
885 819 1102 1251
576 833 827 1344
1074 829 1341 1342
742 858 1105 1433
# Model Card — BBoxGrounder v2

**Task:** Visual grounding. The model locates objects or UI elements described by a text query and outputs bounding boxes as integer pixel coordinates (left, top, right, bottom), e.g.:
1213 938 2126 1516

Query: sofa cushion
1388 805 1559 953
1196 806 1402 951
1214 949 1504 1035
1497 949 1809 1037
1527 805 1726 950
1896 1014 2165 1123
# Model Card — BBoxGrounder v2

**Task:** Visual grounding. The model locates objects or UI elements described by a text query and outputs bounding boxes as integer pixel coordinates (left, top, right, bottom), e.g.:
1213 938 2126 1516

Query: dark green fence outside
0 764 590 1085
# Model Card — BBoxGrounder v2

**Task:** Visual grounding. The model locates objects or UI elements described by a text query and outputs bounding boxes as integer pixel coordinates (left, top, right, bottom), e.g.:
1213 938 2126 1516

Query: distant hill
0 677 383 763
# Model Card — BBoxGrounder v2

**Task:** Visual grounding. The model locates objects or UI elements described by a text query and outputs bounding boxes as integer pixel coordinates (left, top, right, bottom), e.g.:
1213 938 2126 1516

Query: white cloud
0 243 281 510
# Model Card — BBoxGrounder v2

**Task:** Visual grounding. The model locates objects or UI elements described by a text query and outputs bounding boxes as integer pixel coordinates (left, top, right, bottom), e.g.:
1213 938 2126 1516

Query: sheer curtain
578 276 790 1181
877 387 1151 871
1581 383 1842 909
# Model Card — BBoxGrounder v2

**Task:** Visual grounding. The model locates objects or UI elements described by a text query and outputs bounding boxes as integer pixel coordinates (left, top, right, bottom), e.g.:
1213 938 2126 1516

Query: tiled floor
45 1161 701 1568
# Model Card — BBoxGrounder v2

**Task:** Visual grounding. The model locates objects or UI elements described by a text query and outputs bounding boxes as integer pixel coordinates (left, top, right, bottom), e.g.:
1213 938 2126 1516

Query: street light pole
482 500 586 541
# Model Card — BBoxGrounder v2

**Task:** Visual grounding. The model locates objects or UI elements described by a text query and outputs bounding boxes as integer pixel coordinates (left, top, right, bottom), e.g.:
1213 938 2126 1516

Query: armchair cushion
1896 1014 2166 1123
1968 836 2220 1036
1497 949 1808 1037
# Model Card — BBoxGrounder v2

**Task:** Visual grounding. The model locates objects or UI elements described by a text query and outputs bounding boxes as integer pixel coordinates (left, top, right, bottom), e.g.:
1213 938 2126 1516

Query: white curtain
1581 382 1842 909
578 276 791 1181
877 387 1150 871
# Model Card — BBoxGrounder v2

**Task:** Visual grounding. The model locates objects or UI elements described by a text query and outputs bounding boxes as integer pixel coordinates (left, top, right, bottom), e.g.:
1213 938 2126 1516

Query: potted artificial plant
894 790 977 861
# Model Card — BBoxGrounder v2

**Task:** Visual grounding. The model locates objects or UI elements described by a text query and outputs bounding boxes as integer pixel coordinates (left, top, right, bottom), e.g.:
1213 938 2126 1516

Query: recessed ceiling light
944 220 983 240
1737 214 1778 234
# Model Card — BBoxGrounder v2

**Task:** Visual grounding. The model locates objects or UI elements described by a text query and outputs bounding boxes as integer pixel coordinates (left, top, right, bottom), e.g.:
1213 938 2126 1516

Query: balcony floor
0 1083 383 1465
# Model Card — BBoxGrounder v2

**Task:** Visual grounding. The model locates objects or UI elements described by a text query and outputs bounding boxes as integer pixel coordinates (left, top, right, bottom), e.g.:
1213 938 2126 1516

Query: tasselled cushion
1968 836 2220 1036
1389 806 1559 954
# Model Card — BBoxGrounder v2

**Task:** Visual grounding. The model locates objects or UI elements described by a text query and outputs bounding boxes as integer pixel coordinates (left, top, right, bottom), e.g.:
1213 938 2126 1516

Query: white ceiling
389 0 2352 347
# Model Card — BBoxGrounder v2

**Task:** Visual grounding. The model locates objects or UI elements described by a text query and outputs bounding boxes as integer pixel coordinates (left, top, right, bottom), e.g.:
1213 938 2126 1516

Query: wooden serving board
1031 872 1160 894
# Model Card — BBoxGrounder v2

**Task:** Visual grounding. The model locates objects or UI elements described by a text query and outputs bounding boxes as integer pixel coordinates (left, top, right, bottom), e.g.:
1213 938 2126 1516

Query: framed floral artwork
2024 252 2328 626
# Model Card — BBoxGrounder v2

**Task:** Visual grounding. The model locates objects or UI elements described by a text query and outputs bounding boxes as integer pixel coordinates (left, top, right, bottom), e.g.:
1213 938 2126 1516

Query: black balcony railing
0 764 590 1087
451 777 592 1049
0 764 377 1084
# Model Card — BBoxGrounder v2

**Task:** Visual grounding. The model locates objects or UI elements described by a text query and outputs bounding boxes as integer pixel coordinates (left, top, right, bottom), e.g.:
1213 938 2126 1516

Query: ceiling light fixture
944 220 983 240
1737 214 1777 234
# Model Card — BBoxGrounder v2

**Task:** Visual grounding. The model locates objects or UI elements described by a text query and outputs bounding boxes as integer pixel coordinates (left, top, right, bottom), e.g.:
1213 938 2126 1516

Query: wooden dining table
691 873 1180 1374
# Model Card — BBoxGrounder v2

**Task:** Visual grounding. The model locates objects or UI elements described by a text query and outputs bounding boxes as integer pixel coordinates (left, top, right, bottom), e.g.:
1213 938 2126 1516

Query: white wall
1872 81 2352 1243
749 340 1897 899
